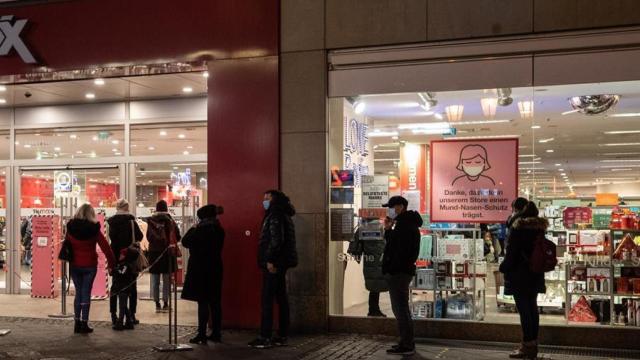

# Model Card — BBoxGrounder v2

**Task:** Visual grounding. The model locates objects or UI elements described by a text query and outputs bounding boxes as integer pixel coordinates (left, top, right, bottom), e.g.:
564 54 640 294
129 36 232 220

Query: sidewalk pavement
1 317 638 359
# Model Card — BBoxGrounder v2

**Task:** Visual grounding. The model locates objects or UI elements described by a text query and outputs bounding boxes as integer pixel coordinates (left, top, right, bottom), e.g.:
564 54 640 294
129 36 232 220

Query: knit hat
197 204 223 220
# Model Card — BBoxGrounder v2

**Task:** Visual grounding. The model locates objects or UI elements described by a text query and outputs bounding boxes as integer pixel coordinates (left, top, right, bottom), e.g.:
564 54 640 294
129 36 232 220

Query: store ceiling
0 72 208 107
361 80 640 198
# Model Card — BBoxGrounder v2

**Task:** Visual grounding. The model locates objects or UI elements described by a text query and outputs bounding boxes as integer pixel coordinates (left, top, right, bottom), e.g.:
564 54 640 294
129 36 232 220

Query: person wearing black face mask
382 196 422 356
249 190 298 349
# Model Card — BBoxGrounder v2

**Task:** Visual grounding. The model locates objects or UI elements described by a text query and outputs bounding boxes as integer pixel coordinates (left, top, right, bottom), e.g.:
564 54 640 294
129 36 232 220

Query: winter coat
112 247 139 293
20 218 32 250
66 219 115 270
145 213 181 274
382 210 423 276
347 229 388 292
258 204 298 270
107 213 143 263
499 216 548 296
181 218 225 302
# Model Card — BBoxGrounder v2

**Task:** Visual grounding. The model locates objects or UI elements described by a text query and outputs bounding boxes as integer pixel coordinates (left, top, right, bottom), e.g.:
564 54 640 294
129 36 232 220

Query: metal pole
49 197 73 319
173 271 178 345
168 272 173 345
153 261 192 352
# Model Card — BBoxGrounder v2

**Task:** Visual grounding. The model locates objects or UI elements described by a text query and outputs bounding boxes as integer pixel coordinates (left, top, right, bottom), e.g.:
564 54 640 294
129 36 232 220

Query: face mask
463 165 484 177
263 200 271 210
388 208 397 219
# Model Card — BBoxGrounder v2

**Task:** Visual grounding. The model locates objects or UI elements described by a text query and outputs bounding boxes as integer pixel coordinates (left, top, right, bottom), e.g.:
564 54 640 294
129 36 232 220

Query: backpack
529 234 558 273
146 217 169 251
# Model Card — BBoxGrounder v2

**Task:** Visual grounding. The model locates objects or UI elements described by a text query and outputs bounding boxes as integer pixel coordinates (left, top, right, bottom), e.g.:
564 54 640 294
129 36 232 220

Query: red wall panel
0 0 278 75
208 57 279 329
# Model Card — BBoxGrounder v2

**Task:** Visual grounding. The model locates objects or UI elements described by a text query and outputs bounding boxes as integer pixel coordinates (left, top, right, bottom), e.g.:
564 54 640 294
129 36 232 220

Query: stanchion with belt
153 250 192 352
48 259 73 319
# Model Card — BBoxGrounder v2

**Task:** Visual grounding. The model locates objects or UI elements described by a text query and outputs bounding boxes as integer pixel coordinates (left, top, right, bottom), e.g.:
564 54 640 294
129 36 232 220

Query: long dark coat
499 216 547 296
181 218 225 302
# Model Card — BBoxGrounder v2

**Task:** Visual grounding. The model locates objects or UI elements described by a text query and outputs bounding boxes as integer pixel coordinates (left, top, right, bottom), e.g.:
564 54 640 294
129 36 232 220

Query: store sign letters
430 139 518 223
0 15 36 64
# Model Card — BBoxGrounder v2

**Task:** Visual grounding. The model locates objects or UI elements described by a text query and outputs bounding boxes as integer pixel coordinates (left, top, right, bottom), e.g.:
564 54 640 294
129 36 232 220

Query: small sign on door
37 237 48 247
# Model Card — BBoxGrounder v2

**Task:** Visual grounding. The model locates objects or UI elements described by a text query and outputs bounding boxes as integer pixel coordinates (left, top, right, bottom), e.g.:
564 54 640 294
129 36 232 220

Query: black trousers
368 291 381 314
197 297 222 338
514 292 540 342
387 273 414 348
110 279 138 315
260 269 289 339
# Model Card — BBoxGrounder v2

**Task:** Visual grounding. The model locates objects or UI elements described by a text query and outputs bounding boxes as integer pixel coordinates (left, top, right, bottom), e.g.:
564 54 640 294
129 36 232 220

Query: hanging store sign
400 143 427 213
430 139 518 223
0 15 36 64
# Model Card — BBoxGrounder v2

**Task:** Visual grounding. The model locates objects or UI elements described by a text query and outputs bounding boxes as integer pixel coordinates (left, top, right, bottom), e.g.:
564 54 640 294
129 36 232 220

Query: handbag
58 239 73 262
130 220 149 273
167 224 182 258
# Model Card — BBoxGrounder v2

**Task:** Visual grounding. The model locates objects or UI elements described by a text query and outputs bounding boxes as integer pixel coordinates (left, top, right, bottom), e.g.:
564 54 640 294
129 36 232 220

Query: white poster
361 175 389 209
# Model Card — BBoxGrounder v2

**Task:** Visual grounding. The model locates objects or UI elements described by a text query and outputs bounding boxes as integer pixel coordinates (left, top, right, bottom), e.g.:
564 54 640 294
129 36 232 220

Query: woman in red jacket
66 204 115 334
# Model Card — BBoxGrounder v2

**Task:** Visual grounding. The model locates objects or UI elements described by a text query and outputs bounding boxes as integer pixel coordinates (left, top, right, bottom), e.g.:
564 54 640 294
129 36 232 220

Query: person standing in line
111 246 140 330
347 225 388 317
381 196 422 356
181 204 225 344
146 200 181 313
66 204 115 334
249 190 298 349
499 201 547 360
107 199 143 327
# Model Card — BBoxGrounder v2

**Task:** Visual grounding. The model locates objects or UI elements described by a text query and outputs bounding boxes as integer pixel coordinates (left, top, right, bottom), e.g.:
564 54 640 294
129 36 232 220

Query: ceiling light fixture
610 113 640 118
561 109 580 115
0 99 6 104
450 134 520 140
24 144 31 148
368 131 399 137
600 159 640 162
203 71 210 78
604 130 640 135
183 150 190 155
159 130 167 136
412 128 456 135
94 78 105 86
148 146 155 151
178 134 186 139
555 163 561 166
347 96 366 115
497 88 513 106
546 149 554 153
531 125 541 129
570 94 619 115
518 100 534 119
417 92 437 111
599 143 640 147
611 168 634 172
85 93 95 99
0 85 6 92
111 140 119 145
69 134 77 139
539 138 555 143
480 98 498 119
182 87 193 93
434 113 444 120
445 105 464 122
457 119 511 126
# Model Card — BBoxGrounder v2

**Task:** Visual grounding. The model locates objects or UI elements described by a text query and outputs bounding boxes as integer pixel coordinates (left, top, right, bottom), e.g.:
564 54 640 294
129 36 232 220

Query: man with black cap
382 195 422 356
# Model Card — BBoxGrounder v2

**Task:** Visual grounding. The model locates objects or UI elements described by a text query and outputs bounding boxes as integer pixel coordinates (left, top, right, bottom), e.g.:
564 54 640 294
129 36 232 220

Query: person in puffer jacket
66 204 115 334
249 190 297 349
382 196 422 356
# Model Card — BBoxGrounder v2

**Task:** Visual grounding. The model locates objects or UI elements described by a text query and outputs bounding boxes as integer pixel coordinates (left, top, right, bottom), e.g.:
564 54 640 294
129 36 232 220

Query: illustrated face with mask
461 155 486 178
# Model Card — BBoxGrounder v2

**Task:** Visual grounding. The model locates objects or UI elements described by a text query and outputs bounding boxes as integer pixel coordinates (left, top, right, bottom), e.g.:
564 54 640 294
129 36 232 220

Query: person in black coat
499 201 547 360
181 204 225 345
249 190 297 349
381 196 422 356
107 199 143 326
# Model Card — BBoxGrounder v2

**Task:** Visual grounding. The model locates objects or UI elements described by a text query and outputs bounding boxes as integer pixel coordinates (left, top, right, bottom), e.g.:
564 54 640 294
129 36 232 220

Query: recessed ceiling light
187 146 193 149
0 99 6 104
112 148 118 152
54 147 61 151
159 130 167 136
561 173 566 176
559 168 565 171
70 134 78 139
368 131 399 138
148 146 155 151
183 150 190 155
600 142 640 147
0 85 6 92
203 71 210 78
555 163 561 166
76 150 83 154
604 130 640 135
111 140 119 145
392 136 399 140
600 159 640 162
85 93 95 99
173 166 178 170
546 149 554 153
182 87 193 93
94 78 105 86
178 134 186 139
24 144 31 148
539 138 554 143
531 125 541 129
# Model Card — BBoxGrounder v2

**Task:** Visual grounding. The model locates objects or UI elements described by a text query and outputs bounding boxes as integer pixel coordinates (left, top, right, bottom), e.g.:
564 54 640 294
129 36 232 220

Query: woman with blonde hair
65 203 115 334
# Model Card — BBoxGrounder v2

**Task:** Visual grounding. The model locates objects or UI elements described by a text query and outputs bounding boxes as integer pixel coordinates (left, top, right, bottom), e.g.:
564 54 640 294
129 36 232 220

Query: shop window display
329 81 640 328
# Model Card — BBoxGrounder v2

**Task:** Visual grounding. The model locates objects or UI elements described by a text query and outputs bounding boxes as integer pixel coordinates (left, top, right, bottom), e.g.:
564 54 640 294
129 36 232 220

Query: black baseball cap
382 196 408 208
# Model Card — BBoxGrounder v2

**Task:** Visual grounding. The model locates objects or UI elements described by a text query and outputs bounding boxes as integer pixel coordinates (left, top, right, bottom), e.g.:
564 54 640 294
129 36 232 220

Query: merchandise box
616 277 631 294
437 276 453 289
437 238 484 261
568 280 587 293
415 269 435 290
435 261 452 275
453 262 468 275
570 266 587 281
412 301 434 319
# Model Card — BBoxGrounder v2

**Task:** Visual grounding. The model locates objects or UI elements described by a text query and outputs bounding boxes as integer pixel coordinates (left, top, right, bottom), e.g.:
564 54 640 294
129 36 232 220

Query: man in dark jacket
181 204 225 344
499 201 547 360
382 196 422 356
249 190 298 349
107 199 143 326
146 200 181 312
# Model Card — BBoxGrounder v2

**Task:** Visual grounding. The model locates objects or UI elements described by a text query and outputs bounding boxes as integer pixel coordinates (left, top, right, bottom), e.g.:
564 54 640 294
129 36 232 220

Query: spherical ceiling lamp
569 94 620 115
497 88 513 106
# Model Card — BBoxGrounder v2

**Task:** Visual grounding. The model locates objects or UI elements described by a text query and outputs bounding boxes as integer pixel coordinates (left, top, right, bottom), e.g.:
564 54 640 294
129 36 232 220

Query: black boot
124 312 134 330
189 334 208 345
113 318 124 331
81 321 94 334
111 313 117 326
130 314 140 325
74 320 82 334
155 302 162 313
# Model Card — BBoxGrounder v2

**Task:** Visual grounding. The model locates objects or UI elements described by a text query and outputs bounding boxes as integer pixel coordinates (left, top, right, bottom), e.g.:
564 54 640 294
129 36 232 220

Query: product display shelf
411 228 486 321
564 228 640 326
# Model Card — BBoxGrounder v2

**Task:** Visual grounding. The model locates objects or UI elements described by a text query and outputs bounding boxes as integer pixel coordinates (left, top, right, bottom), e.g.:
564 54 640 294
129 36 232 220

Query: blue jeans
151 273 171 304
70 267 97 321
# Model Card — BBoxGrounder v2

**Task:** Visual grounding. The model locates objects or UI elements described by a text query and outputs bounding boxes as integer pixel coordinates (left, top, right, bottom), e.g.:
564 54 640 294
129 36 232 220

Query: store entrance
17 166 122 295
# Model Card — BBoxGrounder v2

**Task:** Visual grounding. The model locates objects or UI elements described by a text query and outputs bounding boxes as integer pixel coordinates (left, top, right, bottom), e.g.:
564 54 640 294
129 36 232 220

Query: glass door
17 166 122 295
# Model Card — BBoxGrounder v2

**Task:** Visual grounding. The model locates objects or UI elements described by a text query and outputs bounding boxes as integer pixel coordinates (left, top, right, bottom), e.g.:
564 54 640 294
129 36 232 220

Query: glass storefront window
15 126 125 160
328 80 640 328
130 122 207 157
0 130 9 160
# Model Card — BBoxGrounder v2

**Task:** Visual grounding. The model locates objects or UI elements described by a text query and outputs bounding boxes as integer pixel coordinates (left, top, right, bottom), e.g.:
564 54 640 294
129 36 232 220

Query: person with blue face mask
249 190 298 349
381 196 422 356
